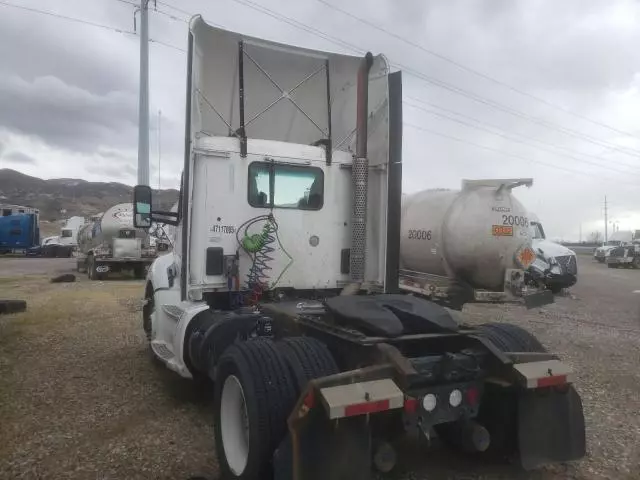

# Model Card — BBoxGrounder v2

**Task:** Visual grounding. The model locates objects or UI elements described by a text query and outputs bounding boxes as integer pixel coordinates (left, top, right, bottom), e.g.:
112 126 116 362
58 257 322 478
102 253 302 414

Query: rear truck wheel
214 338 298 480
466 322 585 470
0 300 27 315
276 336 338 393
476 322 546 353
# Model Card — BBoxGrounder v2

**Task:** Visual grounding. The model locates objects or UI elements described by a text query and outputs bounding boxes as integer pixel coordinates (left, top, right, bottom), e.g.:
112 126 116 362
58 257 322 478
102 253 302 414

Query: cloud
4 151 37 165
0 74 138 153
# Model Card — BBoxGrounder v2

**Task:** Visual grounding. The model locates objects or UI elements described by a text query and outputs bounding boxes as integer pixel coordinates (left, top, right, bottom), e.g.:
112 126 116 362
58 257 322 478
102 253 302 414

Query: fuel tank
400 179 534 290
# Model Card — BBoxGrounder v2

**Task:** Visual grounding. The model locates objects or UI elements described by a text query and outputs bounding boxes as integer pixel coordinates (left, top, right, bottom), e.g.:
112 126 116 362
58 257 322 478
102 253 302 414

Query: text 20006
502 215 528 227
408 229 432 240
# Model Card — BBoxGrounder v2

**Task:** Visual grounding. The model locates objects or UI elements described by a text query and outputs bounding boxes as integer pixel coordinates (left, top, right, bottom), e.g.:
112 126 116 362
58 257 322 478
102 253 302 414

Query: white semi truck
76 203 156 280
131 16 585 480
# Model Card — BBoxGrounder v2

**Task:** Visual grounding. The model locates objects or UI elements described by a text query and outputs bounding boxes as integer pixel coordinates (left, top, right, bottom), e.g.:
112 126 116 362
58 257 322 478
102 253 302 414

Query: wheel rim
220 375 250 476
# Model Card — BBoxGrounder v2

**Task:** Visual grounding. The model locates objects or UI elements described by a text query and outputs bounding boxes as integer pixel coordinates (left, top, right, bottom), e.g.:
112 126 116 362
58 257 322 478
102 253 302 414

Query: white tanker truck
76 203 156 280
399 178 552 309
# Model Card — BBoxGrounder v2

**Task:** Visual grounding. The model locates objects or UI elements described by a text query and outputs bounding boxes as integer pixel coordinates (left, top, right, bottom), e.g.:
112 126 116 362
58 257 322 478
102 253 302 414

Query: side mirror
133 185 153 229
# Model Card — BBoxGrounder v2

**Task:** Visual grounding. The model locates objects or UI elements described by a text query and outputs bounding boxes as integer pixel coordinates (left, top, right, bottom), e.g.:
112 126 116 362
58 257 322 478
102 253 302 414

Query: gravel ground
1 256 639 479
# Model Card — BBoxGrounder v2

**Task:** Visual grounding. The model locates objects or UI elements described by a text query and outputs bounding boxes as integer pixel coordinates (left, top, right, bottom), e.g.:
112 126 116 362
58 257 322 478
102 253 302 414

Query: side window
248 162 324 210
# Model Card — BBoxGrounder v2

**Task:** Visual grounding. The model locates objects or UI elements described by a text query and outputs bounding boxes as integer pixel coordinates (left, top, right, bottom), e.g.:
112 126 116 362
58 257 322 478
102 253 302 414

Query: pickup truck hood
533 239 575 259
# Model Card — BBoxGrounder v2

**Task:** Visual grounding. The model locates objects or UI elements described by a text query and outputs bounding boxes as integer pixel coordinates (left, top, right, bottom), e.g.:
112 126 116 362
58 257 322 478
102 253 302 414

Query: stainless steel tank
400 179 534 290
77 203 149 254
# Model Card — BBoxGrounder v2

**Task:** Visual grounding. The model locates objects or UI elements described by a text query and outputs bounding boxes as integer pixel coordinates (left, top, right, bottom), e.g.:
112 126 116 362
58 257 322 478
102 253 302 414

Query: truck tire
277 336 338 393
214 338 298 480
476 322 547 353
87 255 105 281
0 300 27 315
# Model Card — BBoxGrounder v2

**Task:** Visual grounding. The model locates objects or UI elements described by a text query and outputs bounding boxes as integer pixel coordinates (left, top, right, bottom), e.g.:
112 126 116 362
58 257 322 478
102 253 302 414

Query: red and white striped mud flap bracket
319 379 404 419
513 359 573 389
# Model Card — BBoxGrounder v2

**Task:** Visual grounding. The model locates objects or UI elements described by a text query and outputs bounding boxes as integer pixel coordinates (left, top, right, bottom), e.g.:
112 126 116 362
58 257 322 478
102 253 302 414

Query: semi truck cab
131 16 585 480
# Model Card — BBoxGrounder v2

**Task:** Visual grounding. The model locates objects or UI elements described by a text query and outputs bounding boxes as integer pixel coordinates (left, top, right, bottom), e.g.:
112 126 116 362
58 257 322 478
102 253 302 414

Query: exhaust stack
349 52 374 284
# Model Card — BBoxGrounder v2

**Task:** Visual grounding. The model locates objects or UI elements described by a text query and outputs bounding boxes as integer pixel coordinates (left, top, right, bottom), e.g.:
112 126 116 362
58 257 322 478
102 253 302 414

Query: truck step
151 341 175 362
161 304 184 320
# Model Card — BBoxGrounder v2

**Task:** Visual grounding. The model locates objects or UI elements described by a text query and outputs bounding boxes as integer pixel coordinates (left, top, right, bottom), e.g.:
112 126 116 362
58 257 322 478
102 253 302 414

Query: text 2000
502 215 528 227
408 229 432 240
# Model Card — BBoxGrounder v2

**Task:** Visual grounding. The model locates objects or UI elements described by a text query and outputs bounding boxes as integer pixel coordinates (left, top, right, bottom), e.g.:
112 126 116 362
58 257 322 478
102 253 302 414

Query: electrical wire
404 122 640 187
225 0 640 160
404 101 640 176
311 0 640 144
406 97 640 172
0 0 135 35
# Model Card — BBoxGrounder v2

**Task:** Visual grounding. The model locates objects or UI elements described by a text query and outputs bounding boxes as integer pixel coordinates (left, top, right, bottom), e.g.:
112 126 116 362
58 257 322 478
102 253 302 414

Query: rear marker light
422 394 437 412
537 374 567 388
449 389 462 407
404 397 418 414
466 387 479 406
344 399 390 417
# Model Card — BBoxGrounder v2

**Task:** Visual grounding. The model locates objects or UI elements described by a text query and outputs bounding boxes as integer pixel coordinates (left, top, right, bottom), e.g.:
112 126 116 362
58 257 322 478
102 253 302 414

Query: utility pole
136 0 151 186
604 195 608 243
579 223 582 243
158 109 162 190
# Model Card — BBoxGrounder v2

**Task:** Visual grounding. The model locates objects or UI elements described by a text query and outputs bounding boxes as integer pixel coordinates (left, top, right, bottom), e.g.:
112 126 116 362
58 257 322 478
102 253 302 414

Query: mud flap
517 385 586 470
273 406 371 480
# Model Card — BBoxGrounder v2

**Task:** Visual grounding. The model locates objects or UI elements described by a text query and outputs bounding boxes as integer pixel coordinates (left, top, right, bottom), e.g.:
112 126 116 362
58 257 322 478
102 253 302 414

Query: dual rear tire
214 337 337 479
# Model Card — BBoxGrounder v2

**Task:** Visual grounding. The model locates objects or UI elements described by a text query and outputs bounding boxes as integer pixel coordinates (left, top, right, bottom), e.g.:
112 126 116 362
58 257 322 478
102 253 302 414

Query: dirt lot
1 256 639 479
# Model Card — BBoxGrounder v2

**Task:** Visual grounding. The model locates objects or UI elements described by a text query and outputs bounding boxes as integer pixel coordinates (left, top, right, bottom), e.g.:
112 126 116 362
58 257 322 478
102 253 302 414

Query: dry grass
1 256 639 480
0 274 218 480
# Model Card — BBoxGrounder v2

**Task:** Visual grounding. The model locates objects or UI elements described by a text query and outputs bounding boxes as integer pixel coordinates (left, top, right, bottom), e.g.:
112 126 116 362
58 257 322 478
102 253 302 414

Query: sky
1 0 640 241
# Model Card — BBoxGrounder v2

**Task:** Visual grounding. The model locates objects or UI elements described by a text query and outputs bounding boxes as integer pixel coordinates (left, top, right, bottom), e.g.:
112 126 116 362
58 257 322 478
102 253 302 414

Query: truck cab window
248 162 324 210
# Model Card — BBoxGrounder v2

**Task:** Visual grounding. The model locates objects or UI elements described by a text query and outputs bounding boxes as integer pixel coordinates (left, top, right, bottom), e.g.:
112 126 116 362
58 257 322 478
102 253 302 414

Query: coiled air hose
234 215 293 306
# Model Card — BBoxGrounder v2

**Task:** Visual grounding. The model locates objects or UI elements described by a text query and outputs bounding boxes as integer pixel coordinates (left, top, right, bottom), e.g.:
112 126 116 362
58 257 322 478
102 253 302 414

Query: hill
0 169 178 222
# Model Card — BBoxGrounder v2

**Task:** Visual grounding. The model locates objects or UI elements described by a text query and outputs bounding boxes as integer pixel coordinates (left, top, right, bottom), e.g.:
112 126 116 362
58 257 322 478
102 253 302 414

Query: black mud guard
517 385 586 470
273 405 372 480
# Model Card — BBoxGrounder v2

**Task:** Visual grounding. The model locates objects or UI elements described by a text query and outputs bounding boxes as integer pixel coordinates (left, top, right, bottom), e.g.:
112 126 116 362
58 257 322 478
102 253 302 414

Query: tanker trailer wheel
87 255 105 281
214 338 297 480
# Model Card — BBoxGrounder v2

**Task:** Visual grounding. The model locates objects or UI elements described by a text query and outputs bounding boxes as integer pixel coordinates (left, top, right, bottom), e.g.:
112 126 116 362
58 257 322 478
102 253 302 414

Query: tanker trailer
399 178 552 309
76 203 157 280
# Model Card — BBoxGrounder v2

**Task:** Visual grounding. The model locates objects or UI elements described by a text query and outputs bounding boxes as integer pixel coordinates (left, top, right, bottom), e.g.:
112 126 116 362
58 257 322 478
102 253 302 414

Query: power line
226 0 640 160
406 96 640 171
312 0 640 143
0 0 135 35
156 0 192 19
113 0 138 7
149 37 185 52
403 122 640 187
404 100 640 176
153 7 187 23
